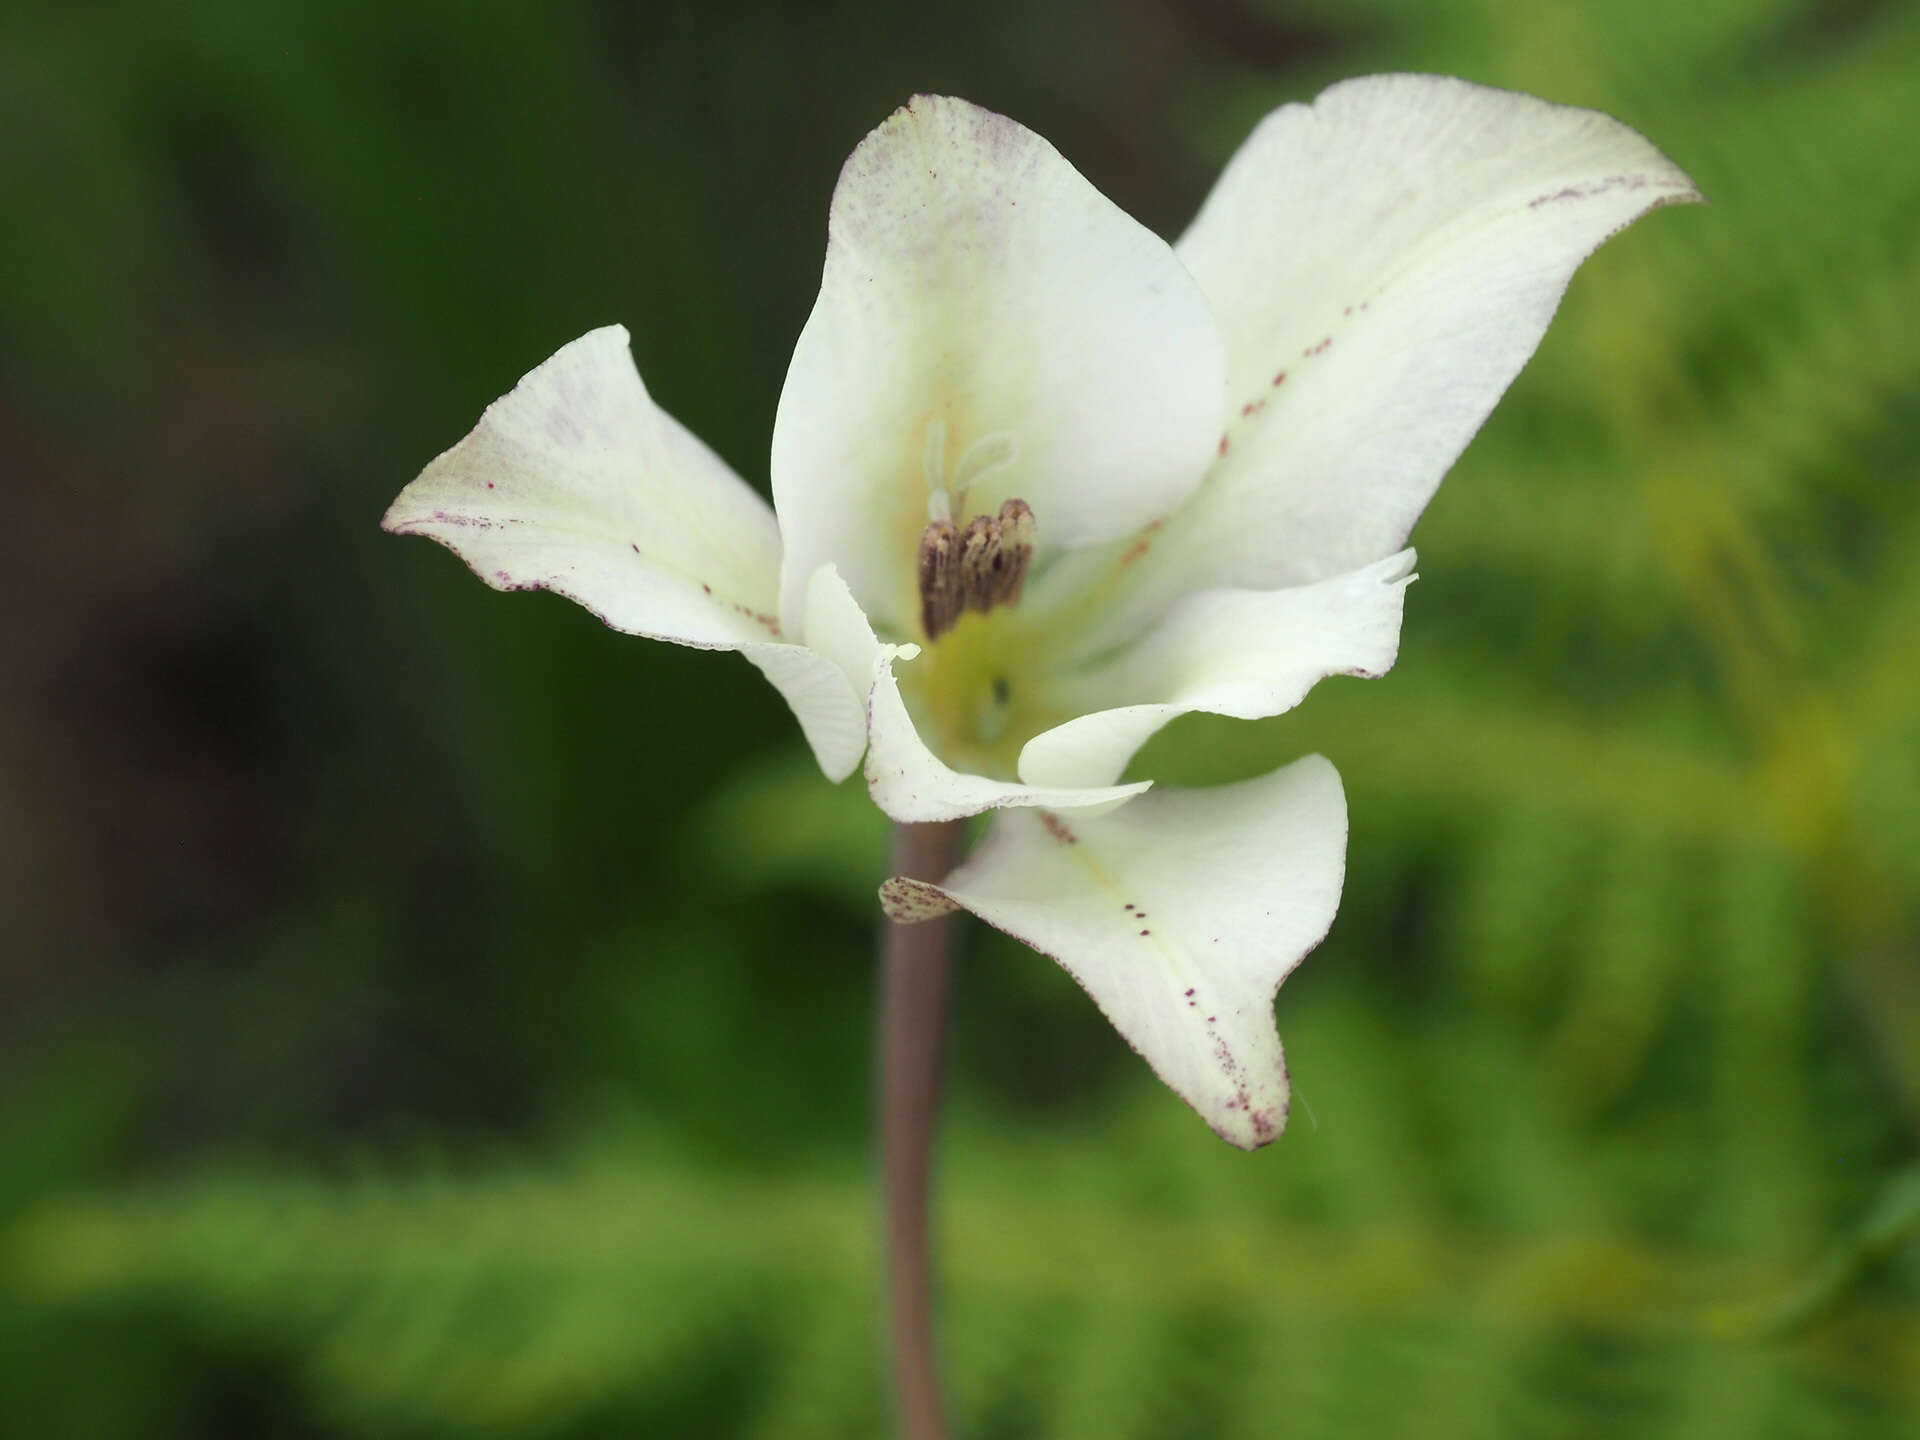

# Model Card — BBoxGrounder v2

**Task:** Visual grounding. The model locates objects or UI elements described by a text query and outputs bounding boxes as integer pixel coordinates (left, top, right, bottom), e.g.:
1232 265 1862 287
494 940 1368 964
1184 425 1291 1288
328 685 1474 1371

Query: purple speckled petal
899 755 1348 1149
1055 74 1700 654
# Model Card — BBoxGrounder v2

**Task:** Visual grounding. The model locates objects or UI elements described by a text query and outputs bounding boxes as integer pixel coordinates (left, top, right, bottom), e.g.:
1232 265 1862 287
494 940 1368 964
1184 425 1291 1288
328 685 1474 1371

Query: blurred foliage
3 0 1918 1435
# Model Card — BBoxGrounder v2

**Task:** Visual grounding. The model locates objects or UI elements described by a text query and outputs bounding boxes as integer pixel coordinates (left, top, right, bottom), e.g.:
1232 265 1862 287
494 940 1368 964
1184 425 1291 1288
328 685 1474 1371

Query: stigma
917 498 1036 641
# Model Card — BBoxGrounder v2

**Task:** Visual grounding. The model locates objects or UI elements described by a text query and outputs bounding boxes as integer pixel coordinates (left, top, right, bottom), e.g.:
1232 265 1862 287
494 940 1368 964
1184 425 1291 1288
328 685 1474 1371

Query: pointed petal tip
1212 1100 1287 1151
1609 177 1707 239
380 322 640 538
1208 1055 1292 1150
896 93 992 124
857 94 1002 171
1181 1020 1295 1150
1311 74 1705 199
878 877 961 924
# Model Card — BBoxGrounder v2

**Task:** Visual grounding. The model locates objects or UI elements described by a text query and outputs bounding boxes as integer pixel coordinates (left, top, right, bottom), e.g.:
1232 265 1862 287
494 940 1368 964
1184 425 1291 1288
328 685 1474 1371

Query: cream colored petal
883 756 1348 1148
1020 552 1414 788
772 95 1226 640
1063 75 1698 654
384 327 866 780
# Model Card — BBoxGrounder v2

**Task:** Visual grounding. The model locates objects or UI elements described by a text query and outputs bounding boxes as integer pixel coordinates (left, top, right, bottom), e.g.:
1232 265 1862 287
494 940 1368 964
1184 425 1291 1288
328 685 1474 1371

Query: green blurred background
5 0 1918 1434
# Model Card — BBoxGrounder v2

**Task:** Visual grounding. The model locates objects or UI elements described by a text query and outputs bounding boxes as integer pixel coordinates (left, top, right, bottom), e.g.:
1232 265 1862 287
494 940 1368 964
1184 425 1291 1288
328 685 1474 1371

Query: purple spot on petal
1526 173 1662 209
1039 813 1078 845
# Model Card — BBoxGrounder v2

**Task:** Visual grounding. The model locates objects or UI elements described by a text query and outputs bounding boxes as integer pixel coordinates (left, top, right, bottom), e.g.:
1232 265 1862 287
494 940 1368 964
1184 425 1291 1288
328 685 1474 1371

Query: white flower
384 77 1697 1147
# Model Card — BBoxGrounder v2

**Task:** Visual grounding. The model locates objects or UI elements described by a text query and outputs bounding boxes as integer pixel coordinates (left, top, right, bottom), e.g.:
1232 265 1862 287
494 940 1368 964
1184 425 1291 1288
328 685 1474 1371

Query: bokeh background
5 0 1919 1434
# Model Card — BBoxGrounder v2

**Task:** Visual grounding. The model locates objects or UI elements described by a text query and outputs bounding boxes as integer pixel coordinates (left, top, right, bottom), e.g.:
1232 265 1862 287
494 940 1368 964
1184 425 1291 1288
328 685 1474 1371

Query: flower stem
879 818 965 1440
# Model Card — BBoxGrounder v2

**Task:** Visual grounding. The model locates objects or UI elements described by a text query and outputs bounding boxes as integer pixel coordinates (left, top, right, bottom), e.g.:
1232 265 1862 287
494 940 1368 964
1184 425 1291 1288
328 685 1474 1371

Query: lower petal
880 756 1348 1148
1019 552 1415 788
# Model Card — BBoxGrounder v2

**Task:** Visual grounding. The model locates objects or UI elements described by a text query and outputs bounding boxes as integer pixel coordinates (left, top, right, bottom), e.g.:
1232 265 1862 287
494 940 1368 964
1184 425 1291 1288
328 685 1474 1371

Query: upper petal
772 95 1228 640
384 327 867 780
1071 75 1699 648
882 755 1348 1148
1019 551 1415 788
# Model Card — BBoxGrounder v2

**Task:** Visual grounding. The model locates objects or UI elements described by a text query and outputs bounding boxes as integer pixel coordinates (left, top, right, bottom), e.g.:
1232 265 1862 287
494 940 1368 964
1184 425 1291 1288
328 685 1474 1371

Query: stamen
959 515 1002 614
995 498 1035 607
950 431 1017 497
917 519 962 641
915 497 1037 641
922 417 951 523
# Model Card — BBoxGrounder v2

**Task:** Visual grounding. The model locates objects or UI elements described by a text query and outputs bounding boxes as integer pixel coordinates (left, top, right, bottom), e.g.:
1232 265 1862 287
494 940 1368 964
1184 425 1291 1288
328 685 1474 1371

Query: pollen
917 498 1036 641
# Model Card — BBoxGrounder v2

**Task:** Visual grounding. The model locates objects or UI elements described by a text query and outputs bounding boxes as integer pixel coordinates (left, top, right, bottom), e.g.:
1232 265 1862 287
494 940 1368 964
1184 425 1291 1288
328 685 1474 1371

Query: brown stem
879 819 965 1440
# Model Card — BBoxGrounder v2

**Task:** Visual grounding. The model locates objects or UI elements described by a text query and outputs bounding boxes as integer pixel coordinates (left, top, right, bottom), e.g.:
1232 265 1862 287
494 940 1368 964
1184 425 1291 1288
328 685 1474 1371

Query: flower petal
387 327 783 645
736 643 870 783
1071 75 1699 649
800 564 1151 823
886 756 1348 1148
1019 551 1415 788
772 95 1227 639
384 326 867 780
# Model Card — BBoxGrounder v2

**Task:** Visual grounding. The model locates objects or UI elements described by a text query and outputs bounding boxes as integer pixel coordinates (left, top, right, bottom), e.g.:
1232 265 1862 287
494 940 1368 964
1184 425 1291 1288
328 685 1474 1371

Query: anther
960 515 1002 614
995 499 1035 607
917 519 962 640
915 497 1037 641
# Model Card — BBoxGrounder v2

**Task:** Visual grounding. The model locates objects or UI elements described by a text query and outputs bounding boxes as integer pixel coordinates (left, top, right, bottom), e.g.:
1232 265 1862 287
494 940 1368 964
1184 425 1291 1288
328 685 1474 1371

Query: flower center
904 600 1055 777
915 417 1034 642
916 498 1037 642
901 417 1061 776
